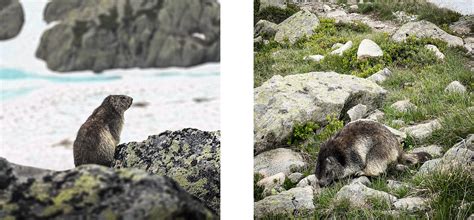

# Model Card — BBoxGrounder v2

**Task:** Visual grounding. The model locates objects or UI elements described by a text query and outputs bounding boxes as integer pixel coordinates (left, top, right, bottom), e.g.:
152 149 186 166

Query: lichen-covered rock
257 172 286 198
113 128 220 213
335 183 398 208
392 20 463 47
274 10 320 44
367 68 392 84
254 186 315 218
445 81 467 93
254 148 306 177
401 119 441 141
393 197 430 212
365 109 385 122
449 15 474 36
255 20 278 38
357 39 383 59
350 176 371 186
391 99 417 113
346 104 367 122
296 174 318 188
0 158 216 219
288 172 304 184
36 0 220 73
254 72 386 153
0 0 24 40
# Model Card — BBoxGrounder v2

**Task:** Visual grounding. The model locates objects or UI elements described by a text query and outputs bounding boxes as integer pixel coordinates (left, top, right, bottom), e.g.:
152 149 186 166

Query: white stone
335 183 398 208
330 41 353 56
347 104 368 121
391 100 417 112
305 54 325 62
393 197 429 212
425 44 445 60
357 39 383 59
365 109 385 122
445 81 467 93
254 186 315 218
367 68 392 84
254 148 307 177
401 120 441 141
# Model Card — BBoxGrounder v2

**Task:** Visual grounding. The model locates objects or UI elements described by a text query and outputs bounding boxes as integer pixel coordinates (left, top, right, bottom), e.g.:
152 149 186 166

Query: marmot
73 95 133 167
315 119 431 187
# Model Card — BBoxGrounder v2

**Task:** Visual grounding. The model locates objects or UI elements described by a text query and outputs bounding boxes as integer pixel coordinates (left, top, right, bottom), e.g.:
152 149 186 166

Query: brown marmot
73 95 133 167
315 119 431 187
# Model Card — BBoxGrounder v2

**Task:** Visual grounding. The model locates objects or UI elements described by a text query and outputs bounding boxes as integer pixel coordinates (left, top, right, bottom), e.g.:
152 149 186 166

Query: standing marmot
73 95 133 167
315 119 431 187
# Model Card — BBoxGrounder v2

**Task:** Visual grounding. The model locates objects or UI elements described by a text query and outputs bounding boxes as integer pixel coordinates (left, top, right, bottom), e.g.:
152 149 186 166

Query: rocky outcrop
254 148 306 177
0 158 216 219
254 72 387 154
254 186 315 218
36 0 220 73
274 10 320 44
357 39 383 59
392 20 463 47
0 0 24 40
113 128 220 213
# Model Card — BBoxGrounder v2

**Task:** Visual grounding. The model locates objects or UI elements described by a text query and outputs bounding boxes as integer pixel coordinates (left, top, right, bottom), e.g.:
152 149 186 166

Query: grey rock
335 183 397 208
275 10 320 44
0 0 24 40
350 176 371 186
254 148 307 177
392 20 464 47
346 104 368 122
387 180 410 191
257 172 286 198
259 0 287 10
357 39 383 59
330 41 353 56
391 119 405 127
0 157 216 219
367 68 393 84
401 119 441 141
464 37 474 55
296 174 318 188
288 172 304 184
254 72 387 153
254 186 315 218
410 145 443 158
326 10 347 18
417 158 442 175
393 197 430 212
425 44 445 60
323 4 332 12
391 100 417 113
255 20 278 38
365 109 385 122
304 54 325 62
113 128 220 213
331 42 344 50
36 0 220 73
449 15 474 36
452 134 473 151
254 36 263 44
445 81 467 93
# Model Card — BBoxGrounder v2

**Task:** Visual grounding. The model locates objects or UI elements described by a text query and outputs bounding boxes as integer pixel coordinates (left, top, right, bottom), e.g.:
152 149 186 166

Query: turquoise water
0 68 122 82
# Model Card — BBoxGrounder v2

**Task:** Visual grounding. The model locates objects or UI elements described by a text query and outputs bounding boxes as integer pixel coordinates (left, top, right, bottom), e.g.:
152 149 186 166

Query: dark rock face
0 157 216 220
113 128 221 213
0 0 24 40
36 0 220 73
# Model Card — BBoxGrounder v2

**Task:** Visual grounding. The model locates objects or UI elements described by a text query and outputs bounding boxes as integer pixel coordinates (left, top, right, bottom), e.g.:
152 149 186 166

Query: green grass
254 0 300 25
357 0 462 27
254 173 265 201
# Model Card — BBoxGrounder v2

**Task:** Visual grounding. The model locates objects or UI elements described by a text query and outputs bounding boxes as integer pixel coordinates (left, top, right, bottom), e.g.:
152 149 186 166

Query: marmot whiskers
73 95 133 167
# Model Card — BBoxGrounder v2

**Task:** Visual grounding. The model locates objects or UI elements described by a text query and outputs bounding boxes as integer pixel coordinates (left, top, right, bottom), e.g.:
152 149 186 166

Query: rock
445 81 467 93
449 15 474 36
464 37 474 55
0 158 216 219
393 11 418 23
392 21 464 47
365 109 385 122
350 176 371 186
417 136 474 176
254 148 307 177
401 120 441 141
259 0 287 10
330 41 353 56
367 68 393 84
288 172 304 184
393 197 429 212
296 174 318 188
326 10 347 18
387 180 410 191
254 72 387 153
304 54 325 62
391 120 405 127
391 100 417 113
36 0 220 73
275 10 320 44
410 145 443 158
257 172 286 198
0 0 24 40
323 4 332 12
255 20 278 38
331 43 344 50
452 134 473 151
113 128 220 212
357 39 383 59
254 186 315 218
425 44 445 60
335 183 397 208
346 104 368 122
254 36 263 44
349 5 359 10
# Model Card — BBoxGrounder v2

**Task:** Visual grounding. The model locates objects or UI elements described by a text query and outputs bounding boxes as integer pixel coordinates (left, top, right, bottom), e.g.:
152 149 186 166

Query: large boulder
274 10 320 44
36 0 220 73
0 158 216 219
113 128 220 213
254 148 306 177
254 72 387 154
392 20 463 47
0 0 24 40
254 186 315 218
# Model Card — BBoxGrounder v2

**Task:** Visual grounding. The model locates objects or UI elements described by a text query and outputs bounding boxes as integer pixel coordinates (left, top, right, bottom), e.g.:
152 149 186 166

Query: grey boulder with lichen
36 0 220 73
0 0 24 40
0 157 216 220
113 128 221 213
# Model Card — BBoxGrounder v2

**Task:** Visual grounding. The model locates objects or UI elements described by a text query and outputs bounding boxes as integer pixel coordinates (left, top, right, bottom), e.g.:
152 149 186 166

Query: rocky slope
113 128 221 213
0 0 24 40
36 0 220 73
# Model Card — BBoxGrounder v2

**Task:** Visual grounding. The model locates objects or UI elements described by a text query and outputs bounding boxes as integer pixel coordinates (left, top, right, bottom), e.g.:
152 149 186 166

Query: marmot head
103 95 133 113
315 142 345 187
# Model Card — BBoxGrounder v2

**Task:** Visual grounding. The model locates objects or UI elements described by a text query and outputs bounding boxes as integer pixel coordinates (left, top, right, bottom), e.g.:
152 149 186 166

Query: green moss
101 208 118 220
254 173 265 201
29 182 51 203
282 177 297 190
